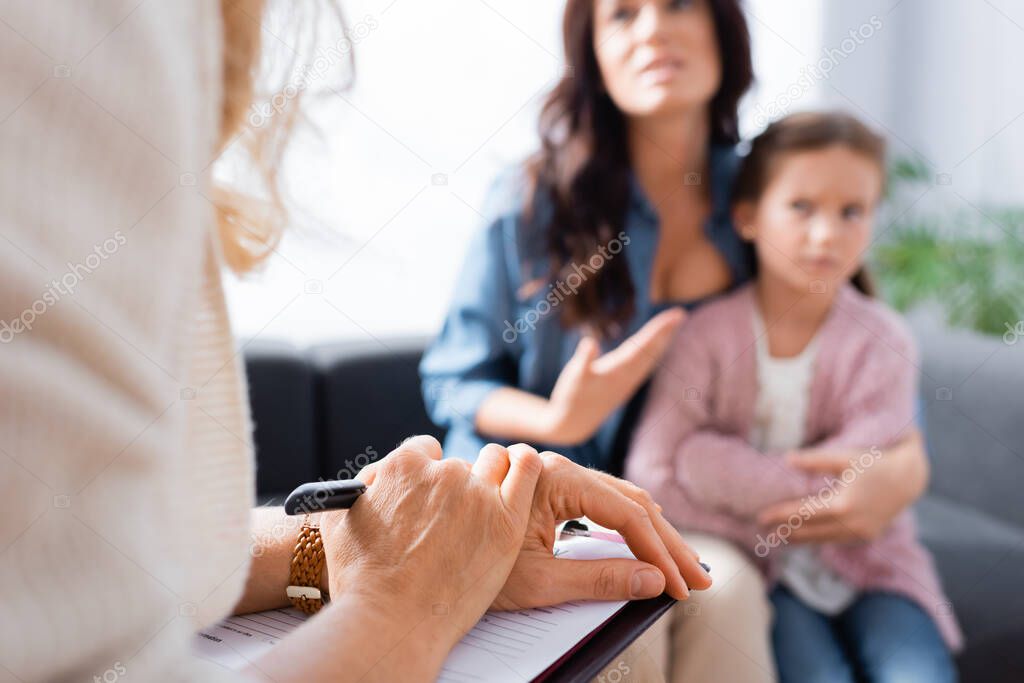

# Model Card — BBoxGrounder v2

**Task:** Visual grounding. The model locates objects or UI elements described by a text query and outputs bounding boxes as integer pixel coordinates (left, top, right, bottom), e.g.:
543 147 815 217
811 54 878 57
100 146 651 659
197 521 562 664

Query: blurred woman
420 1 932 681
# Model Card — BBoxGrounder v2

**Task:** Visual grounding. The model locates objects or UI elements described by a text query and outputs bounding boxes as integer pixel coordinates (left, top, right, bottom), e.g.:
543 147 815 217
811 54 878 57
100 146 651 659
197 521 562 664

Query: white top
750 310 856 615
1 4 250 679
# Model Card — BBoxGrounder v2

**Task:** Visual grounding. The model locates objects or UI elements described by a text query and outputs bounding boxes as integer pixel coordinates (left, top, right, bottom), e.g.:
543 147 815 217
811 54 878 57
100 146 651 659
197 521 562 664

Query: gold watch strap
287 515 326 614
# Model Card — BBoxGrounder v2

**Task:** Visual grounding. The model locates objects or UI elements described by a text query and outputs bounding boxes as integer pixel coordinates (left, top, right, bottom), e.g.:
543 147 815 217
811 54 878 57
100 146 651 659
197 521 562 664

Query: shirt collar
626 142 739 228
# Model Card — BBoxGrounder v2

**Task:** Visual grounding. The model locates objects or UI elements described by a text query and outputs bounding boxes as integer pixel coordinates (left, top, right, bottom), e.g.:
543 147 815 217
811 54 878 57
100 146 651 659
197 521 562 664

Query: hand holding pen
287 439 713 612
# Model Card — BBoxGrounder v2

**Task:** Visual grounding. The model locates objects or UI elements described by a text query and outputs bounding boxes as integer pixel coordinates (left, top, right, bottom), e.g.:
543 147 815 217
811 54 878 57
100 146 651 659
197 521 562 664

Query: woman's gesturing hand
319 436 542 652
544 308 685 445
492 448 712 611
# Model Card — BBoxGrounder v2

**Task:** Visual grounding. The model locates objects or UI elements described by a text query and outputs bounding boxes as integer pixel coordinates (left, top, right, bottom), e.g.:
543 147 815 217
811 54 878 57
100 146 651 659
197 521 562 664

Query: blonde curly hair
214 0 348 273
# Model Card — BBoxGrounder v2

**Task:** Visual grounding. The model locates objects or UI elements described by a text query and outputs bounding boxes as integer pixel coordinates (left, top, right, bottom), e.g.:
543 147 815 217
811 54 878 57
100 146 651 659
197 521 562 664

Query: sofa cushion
916 494 1024 680
911 311 1024 529
312 337 444 480
243 340 319 498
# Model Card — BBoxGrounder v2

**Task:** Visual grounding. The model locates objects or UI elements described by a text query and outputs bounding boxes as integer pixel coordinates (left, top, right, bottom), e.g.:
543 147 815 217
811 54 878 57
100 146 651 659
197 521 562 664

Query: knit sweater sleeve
0 4 241 680
813 307 920 451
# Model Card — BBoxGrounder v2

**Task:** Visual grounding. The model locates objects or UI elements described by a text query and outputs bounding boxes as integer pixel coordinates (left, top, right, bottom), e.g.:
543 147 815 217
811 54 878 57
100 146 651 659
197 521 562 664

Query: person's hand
319 436 542 649
543 308 685 445
492 448 712 611
756 432 928 543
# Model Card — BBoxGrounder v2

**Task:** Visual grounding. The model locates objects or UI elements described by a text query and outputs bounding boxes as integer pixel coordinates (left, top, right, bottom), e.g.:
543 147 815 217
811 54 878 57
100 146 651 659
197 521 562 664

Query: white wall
224 0 1020 346
821 0 1024 205
224 0 565 345
739 0 825 135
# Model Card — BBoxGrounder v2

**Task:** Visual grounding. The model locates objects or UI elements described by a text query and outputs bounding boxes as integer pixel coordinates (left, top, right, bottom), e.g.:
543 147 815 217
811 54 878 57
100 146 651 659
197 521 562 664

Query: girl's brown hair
526 0 753 339
732 111 886 296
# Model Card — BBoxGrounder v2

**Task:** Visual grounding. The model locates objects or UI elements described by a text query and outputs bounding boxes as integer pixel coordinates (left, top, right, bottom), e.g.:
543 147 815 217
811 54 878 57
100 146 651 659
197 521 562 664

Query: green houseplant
871 156 1024 338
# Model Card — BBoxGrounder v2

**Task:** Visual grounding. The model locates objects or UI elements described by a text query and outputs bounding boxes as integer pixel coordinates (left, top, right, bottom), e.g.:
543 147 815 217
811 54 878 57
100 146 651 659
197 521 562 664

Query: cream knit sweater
2 3 252 680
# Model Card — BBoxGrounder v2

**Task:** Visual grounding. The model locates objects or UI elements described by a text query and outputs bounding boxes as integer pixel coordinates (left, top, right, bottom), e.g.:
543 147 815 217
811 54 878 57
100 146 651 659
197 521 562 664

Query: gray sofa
244 314 1024 681
907 311 1024 681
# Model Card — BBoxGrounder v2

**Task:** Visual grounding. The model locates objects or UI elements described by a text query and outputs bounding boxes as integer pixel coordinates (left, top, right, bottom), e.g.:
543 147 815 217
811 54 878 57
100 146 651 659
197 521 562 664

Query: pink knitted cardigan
625 283 962 651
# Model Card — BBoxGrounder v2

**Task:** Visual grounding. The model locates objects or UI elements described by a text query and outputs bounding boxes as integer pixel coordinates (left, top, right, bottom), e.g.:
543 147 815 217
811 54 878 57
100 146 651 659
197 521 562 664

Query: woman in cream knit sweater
0 2 712 681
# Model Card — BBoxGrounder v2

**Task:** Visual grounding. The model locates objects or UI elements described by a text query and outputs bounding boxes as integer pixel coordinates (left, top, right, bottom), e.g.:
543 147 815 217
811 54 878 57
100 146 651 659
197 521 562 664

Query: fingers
356 434 443 485
627 307 686 353
783 520 854 544
599 475 699 565
574 479 690 599
757 496 862 544
536 453 694 599
635 496 710 591
356 462 379 486
518 557 668 607
569 335 601 370
641 515 711 593
598 308 685 376
756 498 803 528
785 449 850 475
472 443 511 486
398 434 444 461
595 473 710 591
500 443 543 521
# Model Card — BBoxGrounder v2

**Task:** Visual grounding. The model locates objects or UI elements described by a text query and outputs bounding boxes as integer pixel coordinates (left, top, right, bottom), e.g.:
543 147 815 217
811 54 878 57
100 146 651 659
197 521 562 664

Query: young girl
625 112 961 683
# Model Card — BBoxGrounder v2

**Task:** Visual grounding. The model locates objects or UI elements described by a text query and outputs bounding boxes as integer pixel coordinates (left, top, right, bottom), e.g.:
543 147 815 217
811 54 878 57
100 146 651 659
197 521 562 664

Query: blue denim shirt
420 143 755 472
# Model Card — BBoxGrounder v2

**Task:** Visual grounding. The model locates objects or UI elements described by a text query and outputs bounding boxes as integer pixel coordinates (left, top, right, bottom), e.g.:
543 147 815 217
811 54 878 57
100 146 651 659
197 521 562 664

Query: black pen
285 484 712 574
284 479 366 515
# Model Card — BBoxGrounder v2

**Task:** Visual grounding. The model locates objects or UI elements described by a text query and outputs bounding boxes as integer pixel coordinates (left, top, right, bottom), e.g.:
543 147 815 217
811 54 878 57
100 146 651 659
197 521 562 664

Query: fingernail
630 569 664 599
